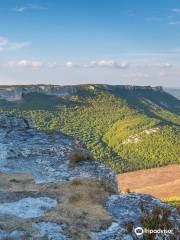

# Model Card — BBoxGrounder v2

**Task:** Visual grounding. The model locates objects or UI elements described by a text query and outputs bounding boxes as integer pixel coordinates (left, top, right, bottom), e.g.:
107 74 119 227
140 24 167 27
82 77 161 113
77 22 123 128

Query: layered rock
0 114 179 240
0 113 117 190
0 84 163 101
0 85 79 101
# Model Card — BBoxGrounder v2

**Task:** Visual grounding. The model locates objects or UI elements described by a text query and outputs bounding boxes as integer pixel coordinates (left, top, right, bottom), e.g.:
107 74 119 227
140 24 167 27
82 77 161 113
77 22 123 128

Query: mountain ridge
0 83 179 173
0 84 165 102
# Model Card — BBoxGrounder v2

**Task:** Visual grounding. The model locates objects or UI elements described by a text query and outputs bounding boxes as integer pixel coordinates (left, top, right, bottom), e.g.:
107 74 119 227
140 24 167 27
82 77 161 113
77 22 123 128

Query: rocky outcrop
0 85 78 101
0 114 117 190
93 193 180 239
0 84 163 101
0 87 23 101
0 114 179 240
102 84 163 92
122 127 160 144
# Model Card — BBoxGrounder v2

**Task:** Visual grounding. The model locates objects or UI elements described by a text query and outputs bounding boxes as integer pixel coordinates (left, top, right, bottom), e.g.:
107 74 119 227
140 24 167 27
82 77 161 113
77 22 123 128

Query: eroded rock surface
0 230 24 240
32 222 68 240
0 197 57 219
93 193 180 240
0 114 117 191
0 113 179 240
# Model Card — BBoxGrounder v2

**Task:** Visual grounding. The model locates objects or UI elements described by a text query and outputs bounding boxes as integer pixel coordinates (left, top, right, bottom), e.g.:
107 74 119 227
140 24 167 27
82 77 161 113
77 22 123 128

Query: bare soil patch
117 164 180 199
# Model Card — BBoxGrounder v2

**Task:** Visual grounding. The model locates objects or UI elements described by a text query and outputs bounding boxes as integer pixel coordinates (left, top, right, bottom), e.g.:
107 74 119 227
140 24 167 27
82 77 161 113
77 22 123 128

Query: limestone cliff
0 114 179 240
0 113 117 189
0 84 163 101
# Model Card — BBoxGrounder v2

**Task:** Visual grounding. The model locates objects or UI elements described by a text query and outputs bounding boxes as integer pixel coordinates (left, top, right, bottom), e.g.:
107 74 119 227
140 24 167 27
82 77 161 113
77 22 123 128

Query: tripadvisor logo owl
134 227 173 236
134 227 144 236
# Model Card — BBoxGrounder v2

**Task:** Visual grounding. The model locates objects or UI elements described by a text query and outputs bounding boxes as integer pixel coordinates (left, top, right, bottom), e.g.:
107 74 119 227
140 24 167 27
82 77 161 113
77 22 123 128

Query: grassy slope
118 165 180 198
0 85 179 173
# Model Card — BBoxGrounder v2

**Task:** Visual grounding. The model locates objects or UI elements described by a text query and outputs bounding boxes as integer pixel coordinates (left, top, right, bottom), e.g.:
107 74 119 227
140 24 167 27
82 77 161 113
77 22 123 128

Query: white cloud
65 61 74 68
7 59 44 68
169 21 180 25
47 62 58 69
0 36 29 52
89 60 129 69
31 61 44 68
18 59 44 68
5 59 129 70
6 59 59 69
14 4 47 13
14 7 26 13
17 59 30 67
152 63 172 68
171 8 180 14
12 42 30 50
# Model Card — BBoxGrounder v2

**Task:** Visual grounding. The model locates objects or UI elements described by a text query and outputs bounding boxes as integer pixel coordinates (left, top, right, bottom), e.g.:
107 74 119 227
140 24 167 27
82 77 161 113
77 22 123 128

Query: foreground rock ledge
0 113 117 191
93 193 180 240
0 114 179 240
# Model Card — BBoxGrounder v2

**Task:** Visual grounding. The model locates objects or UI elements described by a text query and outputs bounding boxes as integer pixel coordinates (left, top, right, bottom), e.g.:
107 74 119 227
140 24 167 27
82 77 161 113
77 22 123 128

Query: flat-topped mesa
0 85 78 101
101 84 163 91
0 113 118 192
118 85 163 91
0 84 163 101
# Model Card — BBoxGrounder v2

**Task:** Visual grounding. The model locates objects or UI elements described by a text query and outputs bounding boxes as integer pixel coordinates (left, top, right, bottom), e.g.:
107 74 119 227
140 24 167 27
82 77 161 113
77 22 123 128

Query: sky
0 0 180 87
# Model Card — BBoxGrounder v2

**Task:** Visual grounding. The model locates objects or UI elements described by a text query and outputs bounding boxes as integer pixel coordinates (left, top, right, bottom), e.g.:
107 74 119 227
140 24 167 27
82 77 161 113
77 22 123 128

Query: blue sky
0 0 180 87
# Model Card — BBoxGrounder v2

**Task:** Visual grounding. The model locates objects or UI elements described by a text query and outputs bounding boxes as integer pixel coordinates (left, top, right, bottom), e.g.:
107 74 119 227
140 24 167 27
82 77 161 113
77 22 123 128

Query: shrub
71 178 83 186
9 178 20 183
126 188 131 193
69 149 92 166
140 206 173 240
124 221 134 233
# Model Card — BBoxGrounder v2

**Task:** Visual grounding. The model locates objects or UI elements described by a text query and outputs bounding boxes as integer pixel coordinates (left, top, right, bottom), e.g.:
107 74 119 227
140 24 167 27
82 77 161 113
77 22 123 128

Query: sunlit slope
118 165 180 199
0 84 179 173
104 120 179 171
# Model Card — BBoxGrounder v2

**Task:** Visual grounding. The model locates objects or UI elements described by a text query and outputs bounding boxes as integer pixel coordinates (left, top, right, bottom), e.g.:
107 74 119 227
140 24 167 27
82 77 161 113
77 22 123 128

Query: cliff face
0 113 117 189
0 114 179 240
0 85 78 101
0 84 163 101
0 87 23 101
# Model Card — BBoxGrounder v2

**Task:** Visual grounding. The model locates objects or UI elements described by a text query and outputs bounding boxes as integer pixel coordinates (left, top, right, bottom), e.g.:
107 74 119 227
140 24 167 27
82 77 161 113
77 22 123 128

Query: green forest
0 85 179 173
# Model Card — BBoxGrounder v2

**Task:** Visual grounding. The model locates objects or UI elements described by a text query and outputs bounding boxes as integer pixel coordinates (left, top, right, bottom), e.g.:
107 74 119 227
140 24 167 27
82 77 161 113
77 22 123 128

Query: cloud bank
0 36 29 52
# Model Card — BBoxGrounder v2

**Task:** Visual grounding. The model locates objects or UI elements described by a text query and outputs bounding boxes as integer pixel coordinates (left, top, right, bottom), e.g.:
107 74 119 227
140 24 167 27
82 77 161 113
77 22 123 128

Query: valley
0 84 179 173
0 85 179 239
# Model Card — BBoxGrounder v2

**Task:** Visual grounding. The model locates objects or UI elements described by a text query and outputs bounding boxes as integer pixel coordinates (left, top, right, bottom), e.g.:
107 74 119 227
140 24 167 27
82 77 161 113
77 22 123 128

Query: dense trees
0 86 179 173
